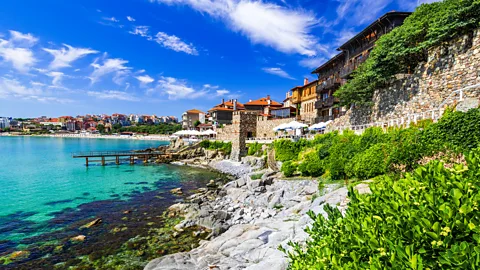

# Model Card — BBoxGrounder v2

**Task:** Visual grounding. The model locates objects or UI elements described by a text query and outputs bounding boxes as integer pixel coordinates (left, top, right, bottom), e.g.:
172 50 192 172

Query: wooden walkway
72 151 168 166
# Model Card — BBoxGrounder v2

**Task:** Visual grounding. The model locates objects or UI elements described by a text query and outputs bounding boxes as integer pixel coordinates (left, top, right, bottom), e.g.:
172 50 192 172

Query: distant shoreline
0 133 171 142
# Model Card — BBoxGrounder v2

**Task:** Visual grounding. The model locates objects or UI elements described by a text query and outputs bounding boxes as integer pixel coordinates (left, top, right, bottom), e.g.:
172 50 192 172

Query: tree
193 120 201 127
97 124 105 134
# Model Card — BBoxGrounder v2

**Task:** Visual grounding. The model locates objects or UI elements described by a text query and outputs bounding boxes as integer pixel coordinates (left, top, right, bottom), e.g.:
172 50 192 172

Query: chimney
222 98 224 104
304 78 309 86
233 99 237 111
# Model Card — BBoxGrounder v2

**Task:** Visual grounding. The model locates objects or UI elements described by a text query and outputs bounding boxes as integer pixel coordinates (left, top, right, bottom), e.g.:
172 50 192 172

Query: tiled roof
245 96 282 106
186 109 205 114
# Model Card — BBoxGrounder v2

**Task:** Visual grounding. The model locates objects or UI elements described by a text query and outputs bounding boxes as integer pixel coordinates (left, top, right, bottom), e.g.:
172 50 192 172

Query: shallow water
0 136 218 252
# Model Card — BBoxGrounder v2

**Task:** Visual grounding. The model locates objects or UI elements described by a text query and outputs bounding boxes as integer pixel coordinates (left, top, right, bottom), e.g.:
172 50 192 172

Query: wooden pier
72 151 168 166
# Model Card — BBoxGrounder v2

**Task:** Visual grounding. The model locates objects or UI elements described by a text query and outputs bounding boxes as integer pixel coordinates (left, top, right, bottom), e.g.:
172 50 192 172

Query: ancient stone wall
230 111 258 161
256 117 295 138
216 124 235 141
329 29 480 130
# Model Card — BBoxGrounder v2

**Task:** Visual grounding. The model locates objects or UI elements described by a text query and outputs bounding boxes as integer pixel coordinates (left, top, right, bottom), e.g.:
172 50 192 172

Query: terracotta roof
186 109 205 114
208 107 234 112
209 100 245 112
245 96 282 107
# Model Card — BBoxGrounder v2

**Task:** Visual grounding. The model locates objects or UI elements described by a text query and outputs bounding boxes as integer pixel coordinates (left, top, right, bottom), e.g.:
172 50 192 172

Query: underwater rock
170 187 183 195
80 218 102 229
9 250 30 261
70 235 86 242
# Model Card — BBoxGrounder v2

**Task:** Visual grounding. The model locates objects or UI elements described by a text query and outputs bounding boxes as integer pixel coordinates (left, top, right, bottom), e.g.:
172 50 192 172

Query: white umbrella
201 129 217 135
308 122 326 130
285 121 308 130
273 123 289 131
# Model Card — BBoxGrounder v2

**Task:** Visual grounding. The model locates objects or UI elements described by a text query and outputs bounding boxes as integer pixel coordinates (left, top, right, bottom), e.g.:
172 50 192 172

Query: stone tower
230 111 258 161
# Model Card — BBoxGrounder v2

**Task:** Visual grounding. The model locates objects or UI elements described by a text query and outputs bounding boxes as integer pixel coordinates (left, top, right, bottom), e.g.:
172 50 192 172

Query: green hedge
276 109 480 180
199 140 232 155
287 149 480 269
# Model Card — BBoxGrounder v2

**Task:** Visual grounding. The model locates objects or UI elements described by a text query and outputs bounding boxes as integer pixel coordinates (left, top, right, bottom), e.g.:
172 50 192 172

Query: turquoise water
0 137 188 244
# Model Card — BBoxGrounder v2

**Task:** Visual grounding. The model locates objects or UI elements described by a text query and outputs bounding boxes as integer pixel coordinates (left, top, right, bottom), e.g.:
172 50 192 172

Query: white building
0 117 10 129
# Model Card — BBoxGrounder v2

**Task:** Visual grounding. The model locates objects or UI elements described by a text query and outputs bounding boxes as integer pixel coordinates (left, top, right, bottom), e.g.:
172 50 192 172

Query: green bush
273 139 310 162
247 142 263 156
281 161 297 177
346 144 390 180
199 140 232 155
325 130 361 180
287 149 480 269
298 150 324 177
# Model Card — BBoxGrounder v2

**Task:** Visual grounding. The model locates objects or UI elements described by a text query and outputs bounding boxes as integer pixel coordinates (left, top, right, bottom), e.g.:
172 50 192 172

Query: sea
0 136 223 268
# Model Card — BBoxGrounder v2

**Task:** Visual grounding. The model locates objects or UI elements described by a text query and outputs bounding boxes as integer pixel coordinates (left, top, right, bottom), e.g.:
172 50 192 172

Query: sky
0 0 439 118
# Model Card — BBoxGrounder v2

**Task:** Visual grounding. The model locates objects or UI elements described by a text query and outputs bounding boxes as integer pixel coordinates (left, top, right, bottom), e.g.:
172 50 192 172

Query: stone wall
256 117 295 138
230 111 258 161
329 29 480 130
216 124 236 141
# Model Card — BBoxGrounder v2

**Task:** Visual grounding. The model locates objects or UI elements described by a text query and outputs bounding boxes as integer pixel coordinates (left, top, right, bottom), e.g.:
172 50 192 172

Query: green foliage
247 142 263 156
346 144 390 180
250 173 263 180
199 140 232 155
115 123 181 134
287 149 480 269
335 0 480 105
273 139 310 161
298 149 324 177
97 124 105 134
193 120 201 127
281 161 297 177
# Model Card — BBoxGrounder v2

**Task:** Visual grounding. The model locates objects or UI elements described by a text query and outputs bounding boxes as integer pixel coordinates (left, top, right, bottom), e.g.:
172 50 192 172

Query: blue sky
0 0 437 118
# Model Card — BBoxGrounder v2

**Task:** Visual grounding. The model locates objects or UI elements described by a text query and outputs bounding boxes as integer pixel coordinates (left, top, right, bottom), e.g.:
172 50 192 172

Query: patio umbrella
285 121 308 130
273 123 289 131
201 129 217 135
308 122 326 130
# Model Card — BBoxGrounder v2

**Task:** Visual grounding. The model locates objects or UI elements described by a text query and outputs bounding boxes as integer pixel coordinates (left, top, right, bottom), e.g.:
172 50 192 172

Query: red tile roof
186 109 205 114
245 96 282 107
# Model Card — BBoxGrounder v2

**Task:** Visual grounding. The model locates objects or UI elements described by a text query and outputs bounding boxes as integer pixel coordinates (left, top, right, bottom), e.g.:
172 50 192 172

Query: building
312 11 411 122
182 109 206 129
208 99 245 126
291 78 319 124
244 95 283 116
0 117 11 129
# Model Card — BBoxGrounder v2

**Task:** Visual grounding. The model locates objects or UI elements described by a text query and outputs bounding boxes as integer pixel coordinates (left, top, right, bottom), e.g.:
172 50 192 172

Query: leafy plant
287 149 480 269
281 161 297 177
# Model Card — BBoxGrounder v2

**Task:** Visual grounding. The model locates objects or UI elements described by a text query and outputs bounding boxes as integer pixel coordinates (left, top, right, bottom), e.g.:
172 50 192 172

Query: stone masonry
329 29 480 130
230 111 258 161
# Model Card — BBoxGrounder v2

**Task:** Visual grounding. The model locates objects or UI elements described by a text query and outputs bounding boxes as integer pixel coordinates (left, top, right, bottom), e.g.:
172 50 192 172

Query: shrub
325 130 361 180
281 161 297 177
298 150 324 177
287 149 480 269
346 144 390 180
200 140 232 155
274 139 310 162
247 142 263 156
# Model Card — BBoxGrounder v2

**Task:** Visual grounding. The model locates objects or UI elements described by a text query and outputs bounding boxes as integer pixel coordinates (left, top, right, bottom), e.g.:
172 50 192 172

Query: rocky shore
145 154 370 270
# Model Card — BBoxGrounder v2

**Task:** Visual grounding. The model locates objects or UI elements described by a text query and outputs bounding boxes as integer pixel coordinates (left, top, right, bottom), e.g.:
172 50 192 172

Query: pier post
101 157 105 166
130 156 134 165
86 157 89 167
116 156 119 165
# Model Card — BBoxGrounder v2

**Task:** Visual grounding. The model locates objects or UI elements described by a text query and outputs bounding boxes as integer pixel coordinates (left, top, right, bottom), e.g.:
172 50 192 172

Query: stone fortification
330 29 480 129
256 116 295 138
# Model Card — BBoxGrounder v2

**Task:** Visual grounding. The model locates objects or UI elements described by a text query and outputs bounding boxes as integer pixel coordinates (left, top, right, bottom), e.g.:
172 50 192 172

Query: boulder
70 235 86 242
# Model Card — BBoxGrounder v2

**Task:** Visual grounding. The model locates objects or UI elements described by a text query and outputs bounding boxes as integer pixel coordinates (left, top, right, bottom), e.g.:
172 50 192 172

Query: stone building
311 11 411 123
208 99 245 126
244 95 283 116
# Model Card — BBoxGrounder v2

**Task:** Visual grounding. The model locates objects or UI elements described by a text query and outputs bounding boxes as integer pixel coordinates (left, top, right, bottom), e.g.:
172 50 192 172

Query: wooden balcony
340 53 370 78
315 96 339 110
316 77 342 93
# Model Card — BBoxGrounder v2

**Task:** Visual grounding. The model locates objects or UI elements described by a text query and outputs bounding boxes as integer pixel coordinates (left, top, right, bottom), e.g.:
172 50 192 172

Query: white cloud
46 71 64 86
151 0 318 56
103 17 119 22
135 74 155 84
0 30 38 72
129 26 152 39
43 44 98 70
262 67 295 80
155 32 198 55
90 58 131 84
335 0 390 25
0 77 71 103
87 90 140 101
127 16 136 22
151 76 208 100
299 57 328 69
216 89 230 96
